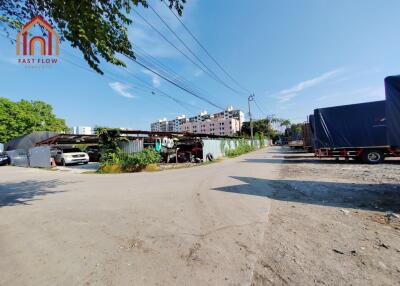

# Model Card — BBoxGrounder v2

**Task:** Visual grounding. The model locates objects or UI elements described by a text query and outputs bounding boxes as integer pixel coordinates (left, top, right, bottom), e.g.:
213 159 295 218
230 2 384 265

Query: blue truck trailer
311 75 400 164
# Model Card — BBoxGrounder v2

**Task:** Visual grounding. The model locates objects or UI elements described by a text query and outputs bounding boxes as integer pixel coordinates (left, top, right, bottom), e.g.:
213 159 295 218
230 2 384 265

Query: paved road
55 162 100 173
0 148 281 286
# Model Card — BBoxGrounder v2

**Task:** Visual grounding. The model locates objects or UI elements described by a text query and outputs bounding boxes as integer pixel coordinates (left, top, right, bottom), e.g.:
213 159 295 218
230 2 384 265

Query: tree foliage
0 0 186 74
96 127 127 164
0 97 68 142
241 119 276 139
285 123 303 140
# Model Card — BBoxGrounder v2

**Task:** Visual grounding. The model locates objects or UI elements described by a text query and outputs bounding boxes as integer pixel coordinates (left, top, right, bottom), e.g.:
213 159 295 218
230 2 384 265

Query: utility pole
248 93 255 146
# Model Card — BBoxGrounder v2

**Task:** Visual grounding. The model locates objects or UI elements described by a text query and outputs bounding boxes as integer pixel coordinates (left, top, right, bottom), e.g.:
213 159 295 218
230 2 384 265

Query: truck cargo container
312 76 400 164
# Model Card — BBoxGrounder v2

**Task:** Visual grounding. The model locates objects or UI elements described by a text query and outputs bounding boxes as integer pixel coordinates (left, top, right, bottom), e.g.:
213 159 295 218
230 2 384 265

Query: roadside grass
224 143 258 158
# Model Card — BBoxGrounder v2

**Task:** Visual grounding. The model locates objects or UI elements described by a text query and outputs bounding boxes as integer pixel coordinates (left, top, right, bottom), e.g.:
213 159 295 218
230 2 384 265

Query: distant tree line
240 115 305 144
0 97 68 142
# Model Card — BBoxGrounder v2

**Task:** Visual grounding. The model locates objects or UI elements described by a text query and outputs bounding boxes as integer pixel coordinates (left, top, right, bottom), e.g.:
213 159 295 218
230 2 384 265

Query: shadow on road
213 176 400 212
0 180 67 207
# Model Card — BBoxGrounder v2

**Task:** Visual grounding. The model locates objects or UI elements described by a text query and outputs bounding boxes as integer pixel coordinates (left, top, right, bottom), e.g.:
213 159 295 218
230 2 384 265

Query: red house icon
16 16 59 56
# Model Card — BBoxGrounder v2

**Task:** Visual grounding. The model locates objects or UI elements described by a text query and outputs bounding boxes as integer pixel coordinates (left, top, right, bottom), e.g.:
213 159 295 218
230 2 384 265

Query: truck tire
362 149 385 164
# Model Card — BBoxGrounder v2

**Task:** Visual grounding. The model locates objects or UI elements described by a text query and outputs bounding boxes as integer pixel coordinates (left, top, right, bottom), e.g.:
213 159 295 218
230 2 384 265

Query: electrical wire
60 50 198 112
147 3 245 97
162 0 251 94
1 28 224 110
0 32 198 112
132 46 208 97
253 98 268 117
125 53 224 110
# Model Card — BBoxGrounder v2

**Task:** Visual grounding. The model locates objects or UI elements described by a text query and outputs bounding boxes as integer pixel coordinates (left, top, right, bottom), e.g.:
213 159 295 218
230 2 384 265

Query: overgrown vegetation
97 128 126 164
97 127 161 173
119 149 162 172
99 149 162 173
257 133 266 148
224 139 255 158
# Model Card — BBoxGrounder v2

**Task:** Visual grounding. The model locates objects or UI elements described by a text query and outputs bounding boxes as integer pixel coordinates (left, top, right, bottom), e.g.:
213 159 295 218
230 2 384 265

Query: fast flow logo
16 16 59 65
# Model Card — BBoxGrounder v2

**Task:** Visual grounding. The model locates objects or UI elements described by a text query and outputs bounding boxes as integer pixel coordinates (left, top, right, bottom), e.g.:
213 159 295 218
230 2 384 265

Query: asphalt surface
0 148 277 285
55 162 100 173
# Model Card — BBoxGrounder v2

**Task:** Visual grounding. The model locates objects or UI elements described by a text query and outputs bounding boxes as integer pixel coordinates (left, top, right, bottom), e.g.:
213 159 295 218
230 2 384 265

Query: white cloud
142 69 161 87
109 82 135 98
276 68 343 103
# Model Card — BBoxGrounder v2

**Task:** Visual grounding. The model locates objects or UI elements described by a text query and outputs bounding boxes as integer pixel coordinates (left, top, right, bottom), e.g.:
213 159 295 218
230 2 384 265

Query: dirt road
1 147 399 285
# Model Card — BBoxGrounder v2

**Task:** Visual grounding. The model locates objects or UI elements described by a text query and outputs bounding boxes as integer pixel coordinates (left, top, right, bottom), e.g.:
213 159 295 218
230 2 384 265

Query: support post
248 94 255 146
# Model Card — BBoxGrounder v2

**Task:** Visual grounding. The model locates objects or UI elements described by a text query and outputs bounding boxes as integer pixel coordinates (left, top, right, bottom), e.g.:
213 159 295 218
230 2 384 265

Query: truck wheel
362 149 385 164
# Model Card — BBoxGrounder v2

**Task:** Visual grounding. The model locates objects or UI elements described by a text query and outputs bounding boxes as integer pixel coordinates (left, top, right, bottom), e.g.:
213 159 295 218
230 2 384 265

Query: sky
1 0 400 129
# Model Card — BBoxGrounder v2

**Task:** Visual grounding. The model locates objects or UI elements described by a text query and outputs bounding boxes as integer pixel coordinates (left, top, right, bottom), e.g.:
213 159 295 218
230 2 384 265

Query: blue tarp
385 75 400 147
312 75 400 149
313 101 387 148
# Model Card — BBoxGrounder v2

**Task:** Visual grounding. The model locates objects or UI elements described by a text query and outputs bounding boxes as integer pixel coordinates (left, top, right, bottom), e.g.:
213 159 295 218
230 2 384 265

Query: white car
52 148 89 166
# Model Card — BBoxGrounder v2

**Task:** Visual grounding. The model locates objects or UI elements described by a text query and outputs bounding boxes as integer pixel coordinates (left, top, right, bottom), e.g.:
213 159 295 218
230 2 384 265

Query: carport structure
36 134 99 146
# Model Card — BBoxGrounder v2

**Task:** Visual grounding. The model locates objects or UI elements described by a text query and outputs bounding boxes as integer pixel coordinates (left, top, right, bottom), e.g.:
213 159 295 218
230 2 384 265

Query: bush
224 139 255 157
120 148 162 172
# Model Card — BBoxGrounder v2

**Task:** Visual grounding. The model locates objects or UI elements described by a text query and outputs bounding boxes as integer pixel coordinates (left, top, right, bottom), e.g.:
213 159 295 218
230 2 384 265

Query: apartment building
213 106 245 125
69 126 93 135
180 118 240 136
150 107 244 135
150 115 188 132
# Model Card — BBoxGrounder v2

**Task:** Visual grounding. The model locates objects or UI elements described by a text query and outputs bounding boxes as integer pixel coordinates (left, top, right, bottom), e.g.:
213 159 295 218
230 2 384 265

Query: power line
63 56 196 112
125 53 224 110
253 98 268 117
133 45 209 97
60 50 198 112
162 0 250 94
1 31 222 111
147 3 245 97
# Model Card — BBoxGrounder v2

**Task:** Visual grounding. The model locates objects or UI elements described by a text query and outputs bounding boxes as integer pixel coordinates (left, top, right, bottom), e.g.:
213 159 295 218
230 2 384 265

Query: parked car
52 147 89 166
0 152 10 166
85 146 101 162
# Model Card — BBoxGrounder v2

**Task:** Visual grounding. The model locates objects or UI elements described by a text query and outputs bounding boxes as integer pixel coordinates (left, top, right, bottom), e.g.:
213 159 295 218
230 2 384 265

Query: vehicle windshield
62 148 82 153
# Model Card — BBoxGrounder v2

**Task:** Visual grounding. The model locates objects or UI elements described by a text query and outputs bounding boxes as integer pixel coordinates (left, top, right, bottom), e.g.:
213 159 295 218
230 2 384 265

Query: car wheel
362 149 385 164
84 162 88 165
61 159 66 166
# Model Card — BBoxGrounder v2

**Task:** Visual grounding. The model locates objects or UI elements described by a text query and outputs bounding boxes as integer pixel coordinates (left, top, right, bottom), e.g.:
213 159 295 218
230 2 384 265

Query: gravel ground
251 149 400 286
